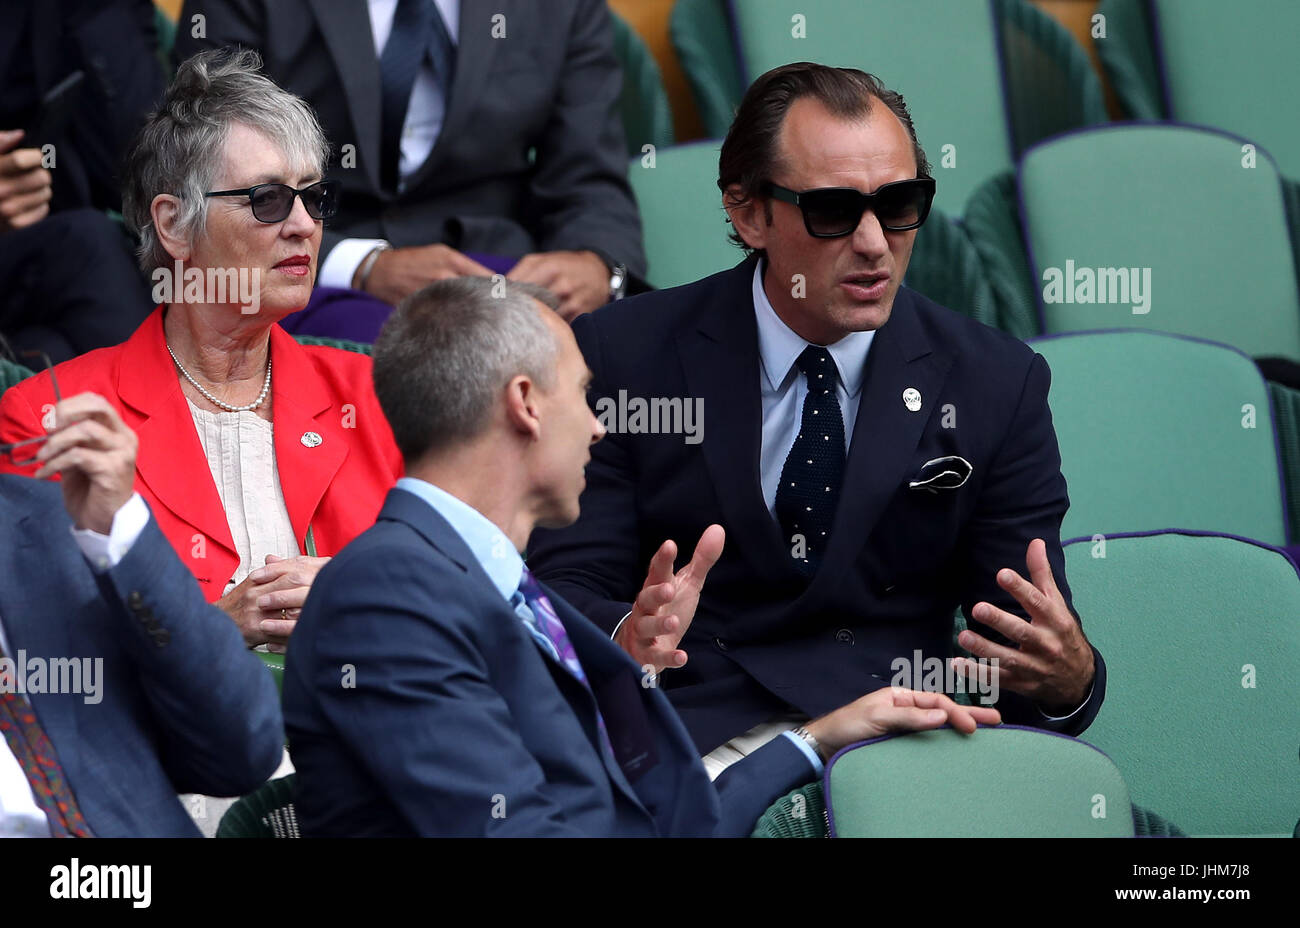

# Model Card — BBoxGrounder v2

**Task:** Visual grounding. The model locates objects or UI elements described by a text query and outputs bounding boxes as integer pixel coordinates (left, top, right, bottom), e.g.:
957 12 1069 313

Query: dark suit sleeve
94 512 284 796
299 543 602 836
712 735 818 837
528 314 640 633
60 0 164 212
523 0 645 276
957 352 1106 735
173 0 266 62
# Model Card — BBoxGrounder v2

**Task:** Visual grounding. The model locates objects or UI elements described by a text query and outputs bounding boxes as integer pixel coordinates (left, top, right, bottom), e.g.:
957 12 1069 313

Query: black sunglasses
765 177 936 236
204 180 341 223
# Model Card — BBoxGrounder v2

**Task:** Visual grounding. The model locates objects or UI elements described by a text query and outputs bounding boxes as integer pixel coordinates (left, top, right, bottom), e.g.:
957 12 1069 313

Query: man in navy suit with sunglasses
527 63 1106 774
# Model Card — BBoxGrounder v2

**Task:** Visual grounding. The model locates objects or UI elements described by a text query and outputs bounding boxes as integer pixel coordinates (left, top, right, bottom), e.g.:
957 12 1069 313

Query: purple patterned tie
517 568 615 760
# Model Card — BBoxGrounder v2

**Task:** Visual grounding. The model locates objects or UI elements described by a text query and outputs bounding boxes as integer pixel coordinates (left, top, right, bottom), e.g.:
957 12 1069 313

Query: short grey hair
122 47 331 273
373 277 563 463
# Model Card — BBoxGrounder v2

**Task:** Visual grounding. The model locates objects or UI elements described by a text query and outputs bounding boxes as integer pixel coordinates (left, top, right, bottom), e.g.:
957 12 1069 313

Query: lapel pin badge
902 387 922 412
301 431 323 448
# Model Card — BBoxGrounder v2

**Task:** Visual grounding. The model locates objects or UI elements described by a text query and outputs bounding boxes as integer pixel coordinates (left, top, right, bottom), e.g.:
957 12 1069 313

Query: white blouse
187 400 300 592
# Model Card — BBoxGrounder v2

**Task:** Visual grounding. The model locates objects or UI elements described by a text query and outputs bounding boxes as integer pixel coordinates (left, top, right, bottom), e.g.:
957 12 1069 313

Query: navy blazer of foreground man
527 256 1107 753
283 487 815 837
0 476 284 837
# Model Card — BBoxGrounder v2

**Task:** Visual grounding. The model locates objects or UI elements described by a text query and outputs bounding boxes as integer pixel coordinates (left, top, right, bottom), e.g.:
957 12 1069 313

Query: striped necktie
517 569 615 760
0 643 93 837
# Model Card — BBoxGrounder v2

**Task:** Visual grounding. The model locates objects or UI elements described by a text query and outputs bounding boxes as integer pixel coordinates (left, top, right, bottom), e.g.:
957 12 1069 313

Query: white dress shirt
318 0 462 290
0 493 149 838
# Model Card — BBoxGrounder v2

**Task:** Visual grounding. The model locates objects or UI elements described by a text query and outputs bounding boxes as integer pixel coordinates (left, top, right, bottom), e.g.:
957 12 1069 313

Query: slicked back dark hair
718 62 931 256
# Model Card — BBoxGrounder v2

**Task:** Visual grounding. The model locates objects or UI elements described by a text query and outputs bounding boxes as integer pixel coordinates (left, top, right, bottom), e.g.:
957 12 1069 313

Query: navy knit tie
775 346 846 574
379 0 455 192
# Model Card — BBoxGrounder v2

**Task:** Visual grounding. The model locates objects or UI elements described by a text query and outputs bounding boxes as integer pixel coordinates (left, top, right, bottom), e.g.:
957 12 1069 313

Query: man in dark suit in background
527 63 1105 774
0 391 282 836
0 0 160 362
177 0 644 329
283 277 998 837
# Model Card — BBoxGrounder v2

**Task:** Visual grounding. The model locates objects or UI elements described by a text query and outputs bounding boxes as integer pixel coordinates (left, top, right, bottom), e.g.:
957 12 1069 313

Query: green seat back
1033 330 1288 546
826 727 1134 837
291 333 374 355
1065 532 1300 836
1152 0 1300 179
670 0 747 139
729 0 1013 212
257 651 284 695
0 358 35 394
627 142 740 289
610 12 675 157
215 775 299 838
1021 125 1300 360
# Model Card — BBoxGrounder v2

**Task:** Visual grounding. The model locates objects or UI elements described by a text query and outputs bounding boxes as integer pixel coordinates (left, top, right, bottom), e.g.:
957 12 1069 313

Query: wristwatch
790 725 826 761
607 260 628 301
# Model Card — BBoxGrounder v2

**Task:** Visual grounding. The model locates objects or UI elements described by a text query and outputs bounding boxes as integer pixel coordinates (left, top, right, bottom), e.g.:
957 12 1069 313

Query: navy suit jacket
283 487 814 837
528 256 1107 752
0 476 283 837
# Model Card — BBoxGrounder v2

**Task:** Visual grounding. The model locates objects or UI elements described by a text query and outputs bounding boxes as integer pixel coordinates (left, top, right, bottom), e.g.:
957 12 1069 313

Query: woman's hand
216 553 331 651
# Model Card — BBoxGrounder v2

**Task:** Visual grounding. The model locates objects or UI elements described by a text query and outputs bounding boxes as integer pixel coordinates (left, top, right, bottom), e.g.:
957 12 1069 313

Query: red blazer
0 307 404 602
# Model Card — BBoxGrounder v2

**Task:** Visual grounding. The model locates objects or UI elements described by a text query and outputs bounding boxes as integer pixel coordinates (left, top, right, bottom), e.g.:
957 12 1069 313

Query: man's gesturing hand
615 524 725 674
804 687 1002 759
33 393 138 534
955 538 1096 715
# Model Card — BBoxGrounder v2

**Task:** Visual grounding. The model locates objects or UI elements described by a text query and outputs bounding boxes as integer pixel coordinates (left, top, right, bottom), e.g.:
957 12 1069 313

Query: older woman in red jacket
0 49 402 650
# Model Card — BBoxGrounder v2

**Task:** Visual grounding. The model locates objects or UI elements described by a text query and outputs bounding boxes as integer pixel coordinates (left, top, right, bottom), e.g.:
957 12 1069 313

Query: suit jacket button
835 628 855 645
152 629 170 648
713 637 728 651
128 591 143 608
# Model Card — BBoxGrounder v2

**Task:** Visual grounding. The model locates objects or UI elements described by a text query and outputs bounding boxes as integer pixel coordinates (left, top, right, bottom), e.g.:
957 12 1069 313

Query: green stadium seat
291 333 374 355
215 774 299 838
1014 125 1300 360
1097 0 1300 180
752 780 1187 837
1064 531 1300 836
256 651 285 695
0 358 35 395
1032 330 1289 547
799 727 1132 837
672 0 1107 212
626 142 736 289
610 12 675 158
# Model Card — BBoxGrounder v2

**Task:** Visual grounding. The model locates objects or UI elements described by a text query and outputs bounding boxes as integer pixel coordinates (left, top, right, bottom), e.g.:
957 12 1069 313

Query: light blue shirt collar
394 476 522 603
752 260 874 397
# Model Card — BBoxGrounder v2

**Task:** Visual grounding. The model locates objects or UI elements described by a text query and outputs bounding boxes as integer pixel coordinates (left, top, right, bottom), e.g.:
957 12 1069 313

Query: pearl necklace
167 341 271 412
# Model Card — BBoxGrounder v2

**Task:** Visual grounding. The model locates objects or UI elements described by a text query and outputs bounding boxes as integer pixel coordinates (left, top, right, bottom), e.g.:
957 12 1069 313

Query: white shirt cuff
318 237 391 290
1037 678 1095 722
610 610 632 641
71 493 150 572
780 730 825 775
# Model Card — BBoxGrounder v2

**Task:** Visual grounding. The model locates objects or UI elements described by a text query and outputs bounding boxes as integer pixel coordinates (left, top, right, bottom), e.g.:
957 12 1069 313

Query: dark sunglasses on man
765 176 936 237
204 179 341 224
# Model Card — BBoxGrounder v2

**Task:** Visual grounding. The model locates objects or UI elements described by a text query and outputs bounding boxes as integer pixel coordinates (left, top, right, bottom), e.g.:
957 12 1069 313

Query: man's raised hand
615 524 725 673
954 538 1096 715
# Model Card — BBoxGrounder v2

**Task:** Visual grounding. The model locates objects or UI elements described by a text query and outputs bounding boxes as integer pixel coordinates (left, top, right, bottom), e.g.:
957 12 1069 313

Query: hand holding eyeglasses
30 392 139 535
